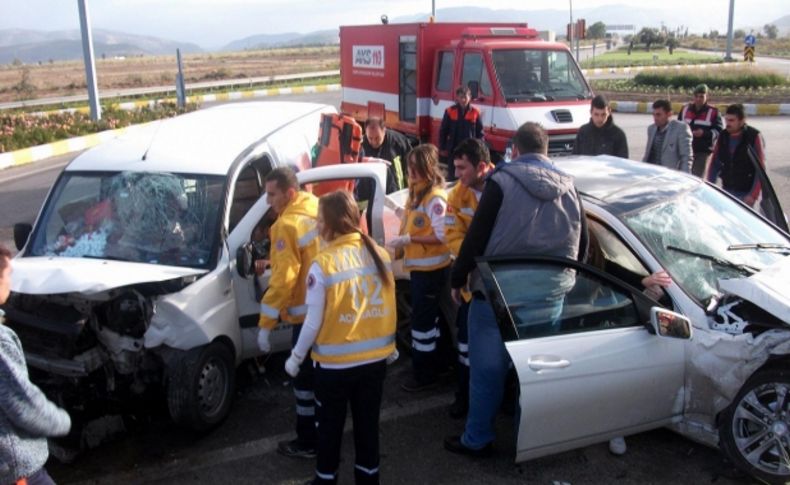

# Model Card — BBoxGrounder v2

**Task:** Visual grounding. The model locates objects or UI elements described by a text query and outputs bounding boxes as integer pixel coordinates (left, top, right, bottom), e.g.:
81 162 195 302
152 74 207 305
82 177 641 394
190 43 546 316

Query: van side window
435 51 454 92
461 52 492 97
229 163 263 232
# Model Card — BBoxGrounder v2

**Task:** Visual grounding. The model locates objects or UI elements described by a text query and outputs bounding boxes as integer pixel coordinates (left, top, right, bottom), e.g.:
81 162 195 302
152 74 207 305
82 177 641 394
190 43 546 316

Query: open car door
228 163 388 359
475 255 689 462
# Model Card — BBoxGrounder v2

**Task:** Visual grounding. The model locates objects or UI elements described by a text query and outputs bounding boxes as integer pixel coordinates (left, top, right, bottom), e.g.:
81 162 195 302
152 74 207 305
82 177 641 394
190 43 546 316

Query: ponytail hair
318 191 391 286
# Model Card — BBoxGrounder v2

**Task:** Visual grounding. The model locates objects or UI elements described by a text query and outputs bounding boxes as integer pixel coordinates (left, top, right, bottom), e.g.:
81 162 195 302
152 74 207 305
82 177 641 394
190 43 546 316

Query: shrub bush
0 102 198 153
633 68 787 90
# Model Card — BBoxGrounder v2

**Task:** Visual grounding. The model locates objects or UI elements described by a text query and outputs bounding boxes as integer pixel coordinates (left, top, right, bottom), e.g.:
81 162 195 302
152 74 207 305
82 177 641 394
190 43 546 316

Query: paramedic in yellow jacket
257 167 321 458
386 144 451 392
444 138 495 420
285 190 396 485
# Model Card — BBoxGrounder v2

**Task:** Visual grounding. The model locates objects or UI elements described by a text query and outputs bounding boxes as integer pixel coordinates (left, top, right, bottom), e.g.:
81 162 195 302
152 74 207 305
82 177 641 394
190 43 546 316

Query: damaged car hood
718 255 790 323
10 257 207 295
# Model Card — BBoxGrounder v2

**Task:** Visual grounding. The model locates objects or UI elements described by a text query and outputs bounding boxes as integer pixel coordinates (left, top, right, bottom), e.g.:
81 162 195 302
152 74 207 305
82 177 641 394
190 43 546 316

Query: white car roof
67 102 333 175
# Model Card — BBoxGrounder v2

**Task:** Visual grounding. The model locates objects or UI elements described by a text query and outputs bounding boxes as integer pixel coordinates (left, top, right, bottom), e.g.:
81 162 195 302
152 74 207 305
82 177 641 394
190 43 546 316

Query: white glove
285 351 305 378
386 349 399 365
257 328 271 353
387 234 411 250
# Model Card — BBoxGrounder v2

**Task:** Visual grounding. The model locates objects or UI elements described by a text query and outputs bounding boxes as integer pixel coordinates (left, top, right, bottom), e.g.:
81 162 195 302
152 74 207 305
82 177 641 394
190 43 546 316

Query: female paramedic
285 190 397 485
386 144 451 392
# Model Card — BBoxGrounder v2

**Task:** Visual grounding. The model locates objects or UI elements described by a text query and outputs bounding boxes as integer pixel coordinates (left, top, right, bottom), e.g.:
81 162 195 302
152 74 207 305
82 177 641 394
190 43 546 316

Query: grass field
581 48 722 68
0 46 339 103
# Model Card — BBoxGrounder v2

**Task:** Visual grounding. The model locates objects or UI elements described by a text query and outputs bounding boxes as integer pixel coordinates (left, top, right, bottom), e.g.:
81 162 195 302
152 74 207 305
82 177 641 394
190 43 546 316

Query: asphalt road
0 96 786 484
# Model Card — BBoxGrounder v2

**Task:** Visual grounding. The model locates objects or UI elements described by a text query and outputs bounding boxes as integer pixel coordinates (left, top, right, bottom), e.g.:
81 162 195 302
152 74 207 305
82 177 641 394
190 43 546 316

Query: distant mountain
391 5 686 34
0 28 202 64
221 29 338 51
770 15 790 36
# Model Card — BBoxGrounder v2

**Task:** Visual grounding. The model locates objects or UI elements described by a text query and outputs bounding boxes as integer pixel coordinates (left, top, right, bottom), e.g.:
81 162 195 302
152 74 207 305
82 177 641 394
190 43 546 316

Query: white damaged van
6 102 389 432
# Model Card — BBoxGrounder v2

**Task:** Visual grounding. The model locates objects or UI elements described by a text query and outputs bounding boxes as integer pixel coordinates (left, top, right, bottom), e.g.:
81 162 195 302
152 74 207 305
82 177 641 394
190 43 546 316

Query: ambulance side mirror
468 81 480 100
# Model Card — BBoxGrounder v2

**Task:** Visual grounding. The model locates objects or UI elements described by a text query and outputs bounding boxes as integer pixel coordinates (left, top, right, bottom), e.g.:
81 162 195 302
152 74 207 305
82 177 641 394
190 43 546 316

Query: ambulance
340 22 594 156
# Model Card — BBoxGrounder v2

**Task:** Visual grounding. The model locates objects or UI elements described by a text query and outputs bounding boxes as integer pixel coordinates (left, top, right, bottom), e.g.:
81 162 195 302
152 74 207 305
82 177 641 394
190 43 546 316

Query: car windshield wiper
666 245 759 275
83 254 132 262
727 243 790 254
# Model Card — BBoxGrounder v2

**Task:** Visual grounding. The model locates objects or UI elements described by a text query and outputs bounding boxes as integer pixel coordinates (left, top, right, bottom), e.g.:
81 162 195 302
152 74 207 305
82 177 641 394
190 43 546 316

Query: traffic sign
744 45 755 62
745 34 756 47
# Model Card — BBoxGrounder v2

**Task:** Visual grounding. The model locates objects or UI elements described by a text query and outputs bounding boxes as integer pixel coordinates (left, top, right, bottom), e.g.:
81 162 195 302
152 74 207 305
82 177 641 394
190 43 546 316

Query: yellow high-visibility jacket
311 233 396 364
402 187 451 272
258 191 320 330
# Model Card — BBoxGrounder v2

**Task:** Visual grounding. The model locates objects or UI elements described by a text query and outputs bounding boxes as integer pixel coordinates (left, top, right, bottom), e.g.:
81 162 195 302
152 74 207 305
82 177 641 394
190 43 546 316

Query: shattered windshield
28 171 225 269
623 185 788 304
492 48 591 102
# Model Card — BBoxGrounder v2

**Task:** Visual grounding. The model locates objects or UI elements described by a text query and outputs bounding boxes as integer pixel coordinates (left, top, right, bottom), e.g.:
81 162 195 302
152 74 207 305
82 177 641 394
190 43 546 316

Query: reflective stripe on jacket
311 233 396 364
258 191 320 329
402 187 451 272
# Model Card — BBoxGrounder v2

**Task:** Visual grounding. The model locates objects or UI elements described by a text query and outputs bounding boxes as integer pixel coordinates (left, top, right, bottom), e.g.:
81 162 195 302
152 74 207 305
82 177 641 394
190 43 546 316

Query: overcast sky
1 0 785 49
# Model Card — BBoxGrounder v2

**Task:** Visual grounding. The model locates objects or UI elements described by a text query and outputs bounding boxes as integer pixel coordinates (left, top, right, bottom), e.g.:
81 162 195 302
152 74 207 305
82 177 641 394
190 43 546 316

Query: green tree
665 35 679 55
638 27 662 51
764 24 778 39
734 29 746 39
587 21 607 39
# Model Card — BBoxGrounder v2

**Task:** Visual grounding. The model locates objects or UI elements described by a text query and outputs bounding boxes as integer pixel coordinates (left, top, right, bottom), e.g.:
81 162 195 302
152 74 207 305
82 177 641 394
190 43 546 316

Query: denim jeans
461 297 510 449
455 300 470 402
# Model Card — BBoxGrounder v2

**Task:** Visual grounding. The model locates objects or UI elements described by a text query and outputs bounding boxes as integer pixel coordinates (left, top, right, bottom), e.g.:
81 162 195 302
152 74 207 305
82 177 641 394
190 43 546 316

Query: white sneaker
609 436 627 455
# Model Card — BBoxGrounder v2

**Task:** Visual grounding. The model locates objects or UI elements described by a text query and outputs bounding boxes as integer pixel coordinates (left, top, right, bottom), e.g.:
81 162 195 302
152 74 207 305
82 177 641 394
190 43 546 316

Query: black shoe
443 435 493 457
277 439 316 459
448 397 468 419
400 377 438 392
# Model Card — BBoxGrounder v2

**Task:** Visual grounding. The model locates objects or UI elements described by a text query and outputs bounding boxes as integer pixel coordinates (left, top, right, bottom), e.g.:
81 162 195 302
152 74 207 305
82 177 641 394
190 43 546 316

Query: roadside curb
0 83 341 170
611 100 790 116
581 61 742 77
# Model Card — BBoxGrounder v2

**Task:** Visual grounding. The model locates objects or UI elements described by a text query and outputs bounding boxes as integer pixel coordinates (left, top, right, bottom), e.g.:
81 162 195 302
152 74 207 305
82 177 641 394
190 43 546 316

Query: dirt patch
0 46 339 103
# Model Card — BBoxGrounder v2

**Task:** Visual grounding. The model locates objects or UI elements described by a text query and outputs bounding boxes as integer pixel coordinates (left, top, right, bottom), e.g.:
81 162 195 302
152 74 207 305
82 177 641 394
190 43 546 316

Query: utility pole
431 0 436 20
78 0 101 121
569 0 574 60
725 0 735 61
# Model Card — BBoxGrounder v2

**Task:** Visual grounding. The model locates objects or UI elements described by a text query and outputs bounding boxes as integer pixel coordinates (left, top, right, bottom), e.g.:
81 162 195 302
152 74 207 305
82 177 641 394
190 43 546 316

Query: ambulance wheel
167 341 236 432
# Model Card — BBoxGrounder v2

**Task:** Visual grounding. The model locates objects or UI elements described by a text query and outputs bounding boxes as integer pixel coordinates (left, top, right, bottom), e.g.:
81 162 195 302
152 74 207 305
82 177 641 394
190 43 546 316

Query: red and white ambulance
340 22 594 156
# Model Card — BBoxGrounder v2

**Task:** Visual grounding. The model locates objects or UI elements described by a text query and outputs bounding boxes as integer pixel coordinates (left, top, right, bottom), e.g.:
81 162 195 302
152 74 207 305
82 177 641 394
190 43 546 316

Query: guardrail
0 70 340 111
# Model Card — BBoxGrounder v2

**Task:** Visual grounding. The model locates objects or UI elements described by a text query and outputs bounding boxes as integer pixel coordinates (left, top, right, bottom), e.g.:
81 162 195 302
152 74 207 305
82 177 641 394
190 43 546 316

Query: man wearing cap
678 84 723 177
361 117 413 193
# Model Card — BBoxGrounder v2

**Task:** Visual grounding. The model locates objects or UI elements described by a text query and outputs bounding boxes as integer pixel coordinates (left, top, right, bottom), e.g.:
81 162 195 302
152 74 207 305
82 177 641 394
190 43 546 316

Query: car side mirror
14 223 32 251
650 307 692 339
236 243 254 278
468 80 480 100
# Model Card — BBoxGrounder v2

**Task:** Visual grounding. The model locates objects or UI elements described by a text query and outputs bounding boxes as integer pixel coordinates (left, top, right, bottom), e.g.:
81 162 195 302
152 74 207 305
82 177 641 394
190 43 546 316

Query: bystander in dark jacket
572 95 629 158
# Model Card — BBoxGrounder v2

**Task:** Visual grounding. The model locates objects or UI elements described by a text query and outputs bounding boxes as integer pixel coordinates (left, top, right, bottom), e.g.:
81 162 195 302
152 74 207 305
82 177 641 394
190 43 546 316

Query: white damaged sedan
475 156 790 483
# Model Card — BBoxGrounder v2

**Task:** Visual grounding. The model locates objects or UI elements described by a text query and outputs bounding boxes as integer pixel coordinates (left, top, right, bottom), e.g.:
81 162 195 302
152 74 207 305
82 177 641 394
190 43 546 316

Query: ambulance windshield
492 49 591 102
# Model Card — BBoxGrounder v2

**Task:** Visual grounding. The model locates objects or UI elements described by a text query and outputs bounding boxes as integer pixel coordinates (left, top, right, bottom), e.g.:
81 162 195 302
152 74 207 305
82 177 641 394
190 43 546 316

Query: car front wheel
166 341 236 432
720 369 790 484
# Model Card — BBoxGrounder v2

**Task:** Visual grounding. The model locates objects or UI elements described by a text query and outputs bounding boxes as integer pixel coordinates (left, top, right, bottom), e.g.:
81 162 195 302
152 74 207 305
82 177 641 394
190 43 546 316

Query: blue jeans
461 297 510 449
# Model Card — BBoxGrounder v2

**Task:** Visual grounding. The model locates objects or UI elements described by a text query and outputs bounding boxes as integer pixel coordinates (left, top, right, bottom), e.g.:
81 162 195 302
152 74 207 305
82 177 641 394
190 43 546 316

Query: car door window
481 260 641 340
435 51 454 93
229 164 262 233
460 52 492 97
